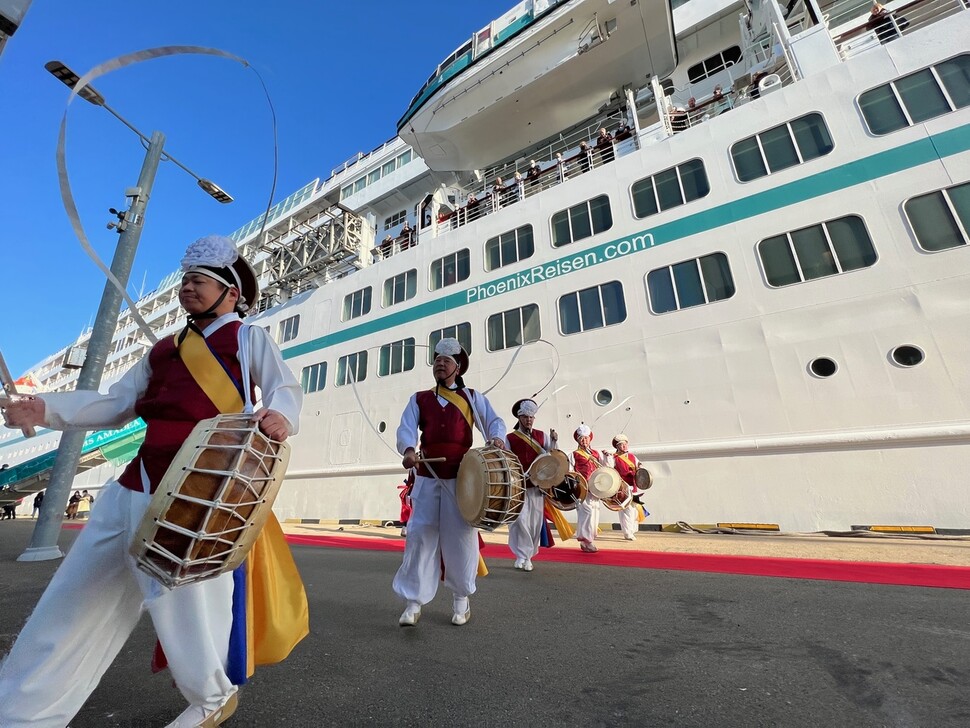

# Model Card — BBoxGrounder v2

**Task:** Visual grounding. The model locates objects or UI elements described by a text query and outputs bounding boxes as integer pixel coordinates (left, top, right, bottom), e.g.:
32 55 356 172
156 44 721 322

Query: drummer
0 235 303 728
394 338 505 627
569 424 608 553
610 433 647 541
505 398 558 572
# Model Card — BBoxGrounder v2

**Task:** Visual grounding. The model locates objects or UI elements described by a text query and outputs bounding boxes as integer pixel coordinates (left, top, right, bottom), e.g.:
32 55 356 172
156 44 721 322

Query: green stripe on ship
282 123 970 361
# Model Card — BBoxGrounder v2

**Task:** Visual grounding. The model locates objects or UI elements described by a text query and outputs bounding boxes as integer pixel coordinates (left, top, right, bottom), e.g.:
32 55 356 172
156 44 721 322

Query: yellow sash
574 449 597 466
510 429 544 456
175 328 244 413
435 387 474 429
616 453 637 471
176 325 309 675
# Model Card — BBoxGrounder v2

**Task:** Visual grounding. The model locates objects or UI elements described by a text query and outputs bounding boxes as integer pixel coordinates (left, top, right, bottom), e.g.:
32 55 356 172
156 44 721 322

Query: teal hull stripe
283 122 970 361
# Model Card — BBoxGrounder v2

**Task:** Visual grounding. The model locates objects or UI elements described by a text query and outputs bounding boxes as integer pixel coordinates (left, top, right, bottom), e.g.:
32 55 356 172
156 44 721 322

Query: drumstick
0 351 37 439
416 457 447 463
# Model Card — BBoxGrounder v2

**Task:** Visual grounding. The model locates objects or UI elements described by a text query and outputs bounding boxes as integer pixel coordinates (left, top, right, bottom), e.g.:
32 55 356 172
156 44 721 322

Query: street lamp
18 62 233 562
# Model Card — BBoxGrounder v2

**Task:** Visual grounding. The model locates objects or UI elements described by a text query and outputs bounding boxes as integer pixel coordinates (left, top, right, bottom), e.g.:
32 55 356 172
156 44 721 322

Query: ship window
335 350 368 386
341 286 372 322
379 338 416 377
367 169 381 185
430 249 471 290
631 159 709 218
558 281 627 335
279 315 300 343
383 269 417 307
485 225 535 271
905 182 970 252
486 304 541 351
891 345 924 367
759 215 877 287
731 113 833 182
687 46 742 83
381 160 397 177
353 178 366 194
647 253 735 314
384 210 407 230
397 149 413 167
551 195 613 247
300 361 327 394
340 184 353 200
859 55 970 135
428 323 472 365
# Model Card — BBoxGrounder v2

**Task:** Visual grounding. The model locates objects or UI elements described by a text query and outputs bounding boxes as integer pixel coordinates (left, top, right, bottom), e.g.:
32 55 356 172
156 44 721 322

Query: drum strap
434 387 474 430
175 327 244 414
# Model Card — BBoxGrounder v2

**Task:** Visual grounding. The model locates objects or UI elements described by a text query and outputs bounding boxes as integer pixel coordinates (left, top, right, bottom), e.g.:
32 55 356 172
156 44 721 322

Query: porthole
378 421 387 433
809 357 838 378
594 389 613 406
891 345 924 367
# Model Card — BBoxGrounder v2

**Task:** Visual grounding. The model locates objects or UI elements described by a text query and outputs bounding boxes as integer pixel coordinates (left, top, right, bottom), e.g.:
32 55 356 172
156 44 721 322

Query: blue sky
0 0 509 377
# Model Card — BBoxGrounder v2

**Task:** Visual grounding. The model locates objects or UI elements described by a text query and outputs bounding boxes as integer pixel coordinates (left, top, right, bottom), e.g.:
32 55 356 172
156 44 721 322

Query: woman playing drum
505 398 560 572
610 433 649 541
570 425 609 553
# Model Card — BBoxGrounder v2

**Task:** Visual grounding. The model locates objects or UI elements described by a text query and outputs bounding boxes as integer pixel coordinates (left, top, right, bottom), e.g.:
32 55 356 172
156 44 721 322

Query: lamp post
18 62 233 562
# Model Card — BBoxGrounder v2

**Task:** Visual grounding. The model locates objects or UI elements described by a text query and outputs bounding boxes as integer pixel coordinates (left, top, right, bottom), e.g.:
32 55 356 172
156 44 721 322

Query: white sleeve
39 354 151 431
473 391 506 442
396 394 420 456
247 326 303 436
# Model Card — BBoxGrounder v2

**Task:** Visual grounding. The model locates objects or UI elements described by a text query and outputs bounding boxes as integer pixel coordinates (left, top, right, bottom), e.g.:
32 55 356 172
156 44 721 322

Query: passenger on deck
595 127 614 165
614 122 633 142
399 220 413 250
513 171 524 202
712 85 724 101
491 177 505 210
380 234 394 259
526 159 542 190
578 141 591 174
867 2 907 43
465 192 481 223
749 71 768 99
670 106 689 132
554 153 565 183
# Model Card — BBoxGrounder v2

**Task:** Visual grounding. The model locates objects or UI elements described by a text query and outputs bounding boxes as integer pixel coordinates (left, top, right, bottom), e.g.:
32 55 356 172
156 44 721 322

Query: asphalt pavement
1 521 969 727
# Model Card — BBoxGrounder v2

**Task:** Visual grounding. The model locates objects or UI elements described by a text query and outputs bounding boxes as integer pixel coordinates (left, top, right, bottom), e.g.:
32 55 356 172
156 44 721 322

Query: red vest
614 451 640 487
415 388 474 479
572 448 601 480
507 429 546 487
118 322 249 493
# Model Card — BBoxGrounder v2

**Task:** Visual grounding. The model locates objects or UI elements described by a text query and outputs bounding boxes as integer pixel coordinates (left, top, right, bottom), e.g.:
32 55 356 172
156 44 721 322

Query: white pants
619 503 639 538
0 482 236 728
576 495 600 543
392 474 477 605
508 488 544 561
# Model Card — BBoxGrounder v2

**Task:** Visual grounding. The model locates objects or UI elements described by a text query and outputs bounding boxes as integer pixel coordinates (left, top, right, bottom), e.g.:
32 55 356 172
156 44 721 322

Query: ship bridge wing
399 0 676 172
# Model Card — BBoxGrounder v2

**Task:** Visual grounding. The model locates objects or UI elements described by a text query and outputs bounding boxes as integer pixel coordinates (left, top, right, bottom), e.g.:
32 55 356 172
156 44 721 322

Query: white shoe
624 535 635 541
523 559 534 572
513 559 525 570
165 692 238 728
400 526 407 537
452 596 471 626
399 602 421 626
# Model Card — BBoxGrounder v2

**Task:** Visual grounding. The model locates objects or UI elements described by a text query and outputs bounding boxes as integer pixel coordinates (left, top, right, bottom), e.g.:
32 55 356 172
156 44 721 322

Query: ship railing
370 231 417 263
441 121 639 233
829 0 968 60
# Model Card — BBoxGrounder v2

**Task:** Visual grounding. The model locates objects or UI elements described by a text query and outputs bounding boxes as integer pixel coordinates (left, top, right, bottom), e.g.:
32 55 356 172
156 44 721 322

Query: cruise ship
2 0 969 533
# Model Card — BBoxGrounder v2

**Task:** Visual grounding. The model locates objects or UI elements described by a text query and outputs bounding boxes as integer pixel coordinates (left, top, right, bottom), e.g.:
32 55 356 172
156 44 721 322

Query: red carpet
284 533 970 590
63 523 970 590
